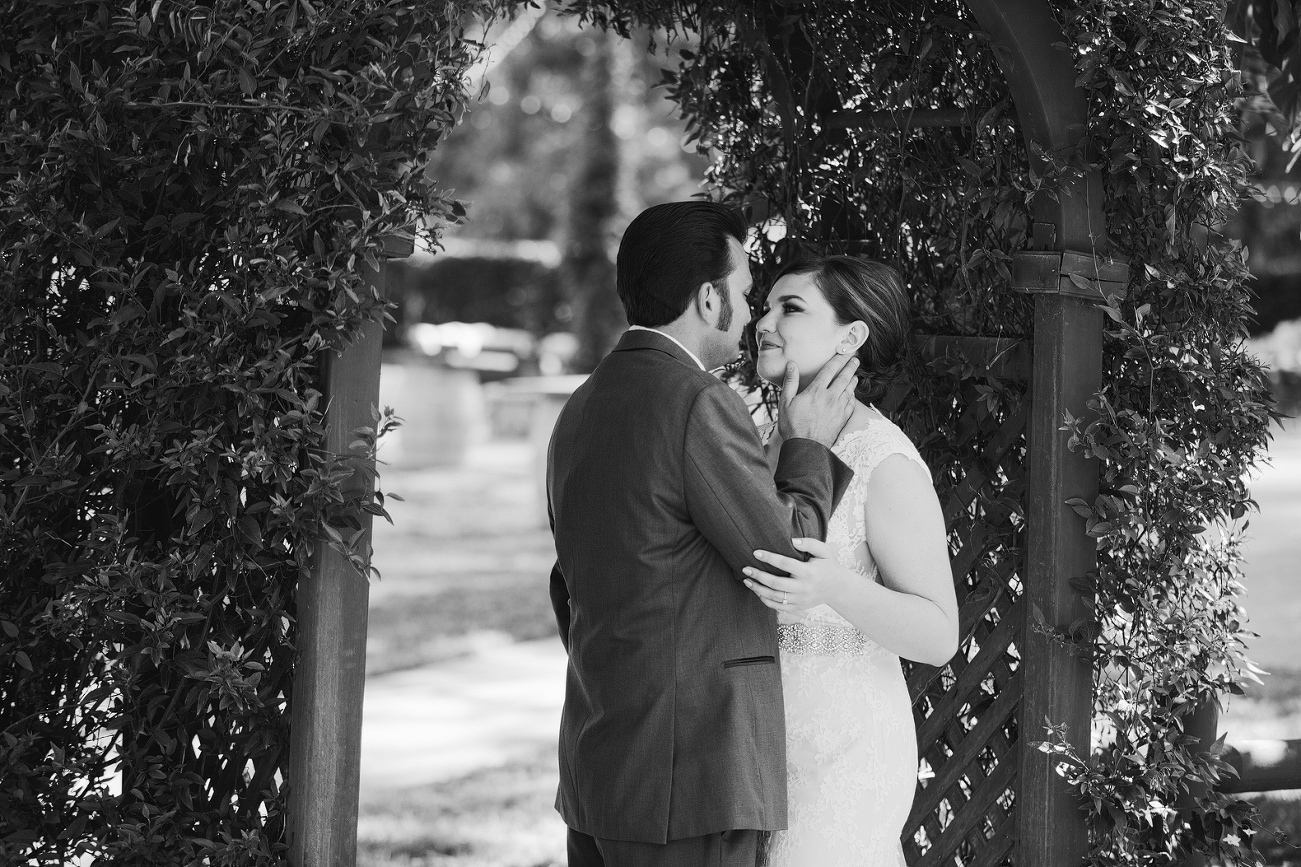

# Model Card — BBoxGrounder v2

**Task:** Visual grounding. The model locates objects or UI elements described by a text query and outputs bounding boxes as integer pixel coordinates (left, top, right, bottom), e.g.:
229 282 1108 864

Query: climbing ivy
0 0 493 861
1044 2 1278 864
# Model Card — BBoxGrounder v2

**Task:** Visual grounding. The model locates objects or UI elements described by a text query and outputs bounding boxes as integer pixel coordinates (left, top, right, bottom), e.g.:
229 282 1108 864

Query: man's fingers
781 362 799 404
808 352 851 389
828 356 860 393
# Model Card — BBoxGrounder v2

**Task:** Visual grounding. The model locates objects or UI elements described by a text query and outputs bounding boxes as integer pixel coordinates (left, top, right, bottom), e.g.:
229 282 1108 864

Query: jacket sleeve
546 489 571 652
549 561 571 652
683 382 853 576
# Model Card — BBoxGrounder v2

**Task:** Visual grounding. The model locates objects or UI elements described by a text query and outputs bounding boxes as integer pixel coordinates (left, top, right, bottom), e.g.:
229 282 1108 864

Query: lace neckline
833 410 888 451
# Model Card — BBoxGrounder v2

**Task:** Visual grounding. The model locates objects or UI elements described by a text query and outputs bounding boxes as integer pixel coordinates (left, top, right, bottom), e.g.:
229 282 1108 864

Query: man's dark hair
616 202 747 327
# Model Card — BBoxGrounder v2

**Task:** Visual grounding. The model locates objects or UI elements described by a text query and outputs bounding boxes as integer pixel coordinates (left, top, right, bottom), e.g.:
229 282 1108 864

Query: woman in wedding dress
743 255 959 867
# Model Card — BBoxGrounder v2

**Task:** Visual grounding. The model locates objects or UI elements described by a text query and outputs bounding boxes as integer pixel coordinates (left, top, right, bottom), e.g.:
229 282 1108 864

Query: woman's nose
754 310 773 333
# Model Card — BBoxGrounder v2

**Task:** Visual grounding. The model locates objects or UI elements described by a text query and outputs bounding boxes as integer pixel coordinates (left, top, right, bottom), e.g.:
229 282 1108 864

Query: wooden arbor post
963 1 1125 864
286 249 406 865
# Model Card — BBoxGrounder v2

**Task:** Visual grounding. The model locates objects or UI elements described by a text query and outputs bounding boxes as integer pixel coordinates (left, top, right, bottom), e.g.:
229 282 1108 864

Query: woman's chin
755 355 785 384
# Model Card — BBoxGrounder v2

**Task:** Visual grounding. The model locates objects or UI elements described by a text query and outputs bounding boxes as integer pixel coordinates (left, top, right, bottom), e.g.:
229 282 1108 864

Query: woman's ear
837 320 869 355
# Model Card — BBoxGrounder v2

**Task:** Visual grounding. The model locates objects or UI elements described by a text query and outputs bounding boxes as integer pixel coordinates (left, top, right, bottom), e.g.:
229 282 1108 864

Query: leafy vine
0 0 495 861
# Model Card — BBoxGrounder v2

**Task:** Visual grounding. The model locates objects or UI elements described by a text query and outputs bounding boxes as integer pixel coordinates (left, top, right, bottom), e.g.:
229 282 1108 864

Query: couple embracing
546 201 959 867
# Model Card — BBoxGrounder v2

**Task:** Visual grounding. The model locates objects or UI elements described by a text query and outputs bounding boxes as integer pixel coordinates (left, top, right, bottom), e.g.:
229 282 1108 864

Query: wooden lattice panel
883 336 1030 867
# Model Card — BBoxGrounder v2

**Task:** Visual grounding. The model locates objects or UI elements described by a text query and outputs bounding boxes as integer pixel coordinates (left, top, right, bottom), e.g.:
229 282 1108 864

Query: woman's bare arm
743 454 959 666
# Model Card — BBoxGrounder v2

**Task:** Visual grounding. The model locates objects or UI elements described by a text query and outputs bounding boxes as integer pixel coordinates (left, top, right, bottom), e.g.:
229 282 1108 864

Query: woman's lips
758 341 781 352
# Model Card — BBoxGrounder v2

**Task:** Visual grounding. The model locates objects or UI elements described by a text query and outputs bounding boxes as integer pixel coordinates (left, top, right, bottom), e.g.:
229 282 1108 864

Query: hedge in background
0 0 492 861
386 252 568 344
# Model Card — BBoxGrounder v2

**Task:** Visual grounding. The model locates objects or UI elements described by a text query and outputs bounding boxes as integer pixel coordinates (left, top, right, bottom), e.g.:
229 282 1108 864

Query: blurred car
407 321 536 380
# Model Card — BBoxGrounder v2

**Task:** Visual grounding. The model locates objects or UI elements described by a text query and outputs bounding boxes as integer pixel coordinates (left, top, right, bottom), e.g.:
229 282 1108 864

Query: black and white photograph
3 1 1300 866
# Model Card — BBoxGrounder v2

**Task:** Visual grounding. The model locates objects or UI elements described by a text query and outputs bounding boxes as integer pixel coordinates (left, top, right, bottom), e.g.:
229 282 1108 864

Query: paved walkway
1240 419 1301 670
360 635 567 792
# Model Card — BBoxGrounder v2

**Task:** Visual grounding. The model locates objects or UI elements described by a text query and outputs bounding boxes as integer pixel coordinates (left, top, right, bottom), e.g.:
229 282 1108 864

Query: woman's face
754 272 858 391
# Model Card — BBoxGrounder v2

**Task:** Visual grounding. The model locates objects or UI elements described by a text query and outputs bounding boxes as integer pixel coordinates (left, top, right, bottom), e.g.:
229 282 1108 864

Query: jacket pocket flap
723 655 776 668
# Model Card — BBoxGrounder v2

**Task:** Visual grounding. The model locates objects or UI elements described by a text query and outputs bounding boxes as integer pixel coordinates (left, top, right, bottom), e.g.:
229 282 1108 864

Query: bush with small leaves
0 0 497 861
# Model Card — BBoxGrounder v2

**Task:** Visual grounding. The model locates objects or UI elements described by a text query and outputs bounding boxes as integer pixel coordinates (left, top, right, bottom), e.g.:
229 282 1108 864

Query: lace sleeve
835 419 930 485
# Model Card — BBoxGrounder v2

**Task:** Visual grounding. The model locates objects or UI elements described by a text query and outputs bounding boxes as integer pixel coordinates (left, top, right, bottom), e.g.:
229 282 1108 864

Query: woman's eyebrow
770 293 804 305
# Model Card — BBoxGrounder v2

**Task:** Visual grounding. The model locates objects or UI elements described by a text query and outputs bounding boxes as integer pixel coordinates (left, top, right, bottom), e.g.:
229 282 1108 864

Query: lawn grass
367 585 557 675
365 440 556 675
358 746 565 867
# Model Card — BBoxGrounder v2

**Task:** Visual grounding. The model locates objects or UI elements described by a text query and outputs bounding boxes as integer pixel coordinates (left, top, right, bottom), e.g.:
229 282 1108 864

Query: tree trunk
563 29 633 372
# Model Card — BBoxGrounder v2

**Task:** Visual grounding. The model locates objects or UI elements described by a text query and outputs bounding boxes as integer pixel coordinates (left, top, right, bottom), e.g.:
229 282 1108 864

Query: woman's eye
783 304 801 314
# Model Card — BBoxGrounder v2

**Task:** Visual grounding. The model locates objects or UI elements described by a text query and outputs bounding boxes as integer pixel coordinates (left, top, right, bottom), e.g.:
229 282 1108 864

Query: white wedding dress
762 415 925 867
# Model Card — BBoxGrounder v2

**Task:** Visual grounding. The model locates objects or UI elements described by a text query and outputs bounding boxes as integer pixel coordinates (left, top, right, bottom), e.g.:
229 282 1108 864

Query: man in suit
547 201 859 867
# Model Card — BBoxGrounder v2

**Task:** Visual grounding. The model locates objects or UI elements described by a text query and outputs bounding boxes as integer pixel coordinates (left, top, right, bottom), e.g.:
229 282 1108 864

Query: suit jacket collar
612 328 708 371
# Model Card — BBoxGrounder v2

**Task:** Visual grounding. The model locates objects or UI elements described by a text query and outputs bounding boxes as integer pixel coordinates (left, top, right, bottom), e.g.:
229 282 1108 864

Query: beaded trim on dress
777 621 878 657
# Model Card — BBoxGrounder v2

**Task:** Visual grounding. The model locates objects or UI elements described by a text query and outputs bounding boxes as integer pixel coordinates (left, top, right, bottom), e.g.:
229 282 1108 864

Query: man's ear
693 281 719 326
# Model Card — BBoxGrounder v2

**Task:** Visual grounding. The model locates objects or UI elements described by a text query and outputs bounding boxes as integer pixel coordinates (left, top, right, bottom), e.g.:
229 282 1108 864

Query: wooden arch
284 3 1127 865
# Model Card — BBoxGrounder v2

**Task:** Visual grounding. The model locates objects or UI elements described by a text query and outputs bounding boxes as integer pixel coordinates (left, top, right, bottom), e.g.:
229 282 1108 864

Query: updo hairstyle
773 255 911 404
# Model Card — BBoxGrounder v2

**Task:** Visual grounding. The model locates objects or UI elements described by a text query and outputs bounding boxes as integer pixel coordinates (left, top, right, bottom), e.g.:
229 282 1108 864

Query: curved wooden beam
965 0 1105 252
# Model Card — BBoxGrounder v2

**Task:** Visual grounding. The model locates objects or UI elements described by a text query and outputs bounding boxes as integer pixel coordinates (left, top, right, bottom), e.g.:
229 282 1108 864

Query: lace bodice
774 415 930 630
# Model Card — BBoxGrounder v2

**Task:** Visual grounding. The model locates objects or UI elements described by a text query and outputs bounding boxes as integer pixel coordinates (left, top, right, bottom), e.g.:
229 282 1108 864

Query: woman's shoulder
834 406 929 478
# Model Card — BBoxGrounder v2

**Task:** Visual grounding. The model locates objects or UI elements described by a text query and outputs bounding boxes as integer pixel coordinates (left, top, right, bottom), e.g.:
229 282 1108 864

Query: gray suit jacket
546 329 853 843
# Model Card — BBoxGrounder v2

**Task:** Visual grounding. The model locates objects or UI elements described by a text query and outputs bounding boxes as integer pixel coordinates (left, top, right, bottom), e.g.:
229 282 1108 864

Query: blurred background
354 7 1301 865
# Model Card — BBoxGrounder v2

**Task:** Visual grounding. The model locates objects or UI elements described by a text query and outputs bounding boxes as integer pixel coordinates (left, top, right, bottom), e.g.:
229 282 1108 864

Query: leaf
24 362 63 379
274 198 308 216
1065 496 1093 518
237 66 257 96
1275 0 1296 40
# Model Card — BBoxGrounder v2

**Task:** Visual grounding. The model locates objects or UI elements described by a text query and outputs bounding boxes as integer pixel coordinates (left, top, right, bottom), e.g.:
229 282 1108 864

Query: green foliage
0 0 492 861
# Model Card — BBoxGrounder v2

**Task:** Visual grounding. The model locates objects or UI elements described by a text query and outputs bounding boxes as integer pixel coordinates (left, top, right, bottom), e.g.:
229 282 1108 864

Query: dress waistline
777 621 876 657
